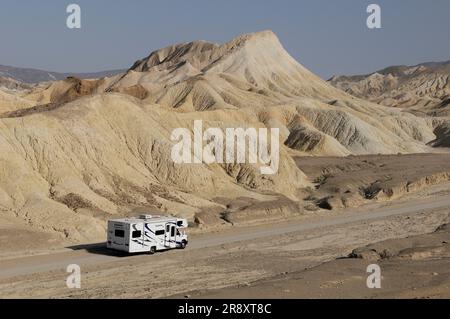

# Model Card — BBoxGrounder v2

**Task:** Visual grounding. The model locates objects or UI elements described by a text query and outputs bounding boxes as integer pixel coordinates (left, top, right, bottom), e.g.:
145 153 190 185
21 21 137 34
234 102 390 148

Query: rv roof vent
139 214 153 220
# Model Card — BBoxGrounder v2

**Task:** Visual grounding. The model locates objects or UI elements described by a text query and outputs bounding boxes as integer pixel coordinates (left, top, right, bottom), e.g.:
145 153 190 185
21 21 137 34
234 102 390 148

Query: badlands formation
329 61 450 147
329 61 450 115
0 30 449 247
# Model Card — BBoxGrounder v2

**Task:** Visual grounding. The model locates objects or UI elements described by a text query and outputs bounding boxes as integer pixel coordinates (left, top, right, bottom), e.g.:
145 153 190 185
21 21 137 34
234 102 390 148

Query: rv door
170 225 177 248
164 223 177 248
164 223 170 247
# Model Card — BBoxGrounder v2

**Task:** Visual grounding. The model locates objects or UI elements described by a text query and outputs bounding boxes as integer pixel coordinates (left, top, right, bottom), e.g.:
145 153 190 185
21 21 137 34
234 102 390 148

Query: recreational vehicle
107 214 188 254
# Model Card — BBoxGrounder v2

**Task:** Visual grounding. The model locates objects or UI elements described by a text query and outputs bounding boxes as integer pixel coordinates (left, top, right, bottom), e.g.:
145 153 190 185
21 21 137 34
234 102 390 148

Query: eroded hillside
329 61 450 116
1 31 450 246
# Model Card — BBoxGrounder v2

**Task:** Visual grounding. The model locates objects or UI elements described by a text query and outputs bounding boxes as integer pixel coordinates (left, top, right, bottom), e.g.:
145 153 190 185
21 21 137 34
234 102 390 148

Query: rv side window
132 230 141 238
177 221 183 226
171 226 175 237
155 230 164 236
115 229 125 238
166 225 170 232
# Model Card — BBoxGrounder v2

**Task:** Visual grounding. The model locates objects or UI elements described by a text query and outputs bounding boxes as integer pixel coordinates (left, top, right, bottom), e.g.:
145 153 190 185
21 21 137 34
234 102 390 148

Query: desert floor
1 154 450 298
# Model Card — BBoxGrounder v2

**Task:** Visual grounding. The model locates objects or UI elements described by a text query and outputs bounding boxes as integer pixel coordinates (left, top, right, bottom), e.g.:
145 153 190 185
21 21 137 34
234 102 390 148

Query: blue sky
0 0 449 78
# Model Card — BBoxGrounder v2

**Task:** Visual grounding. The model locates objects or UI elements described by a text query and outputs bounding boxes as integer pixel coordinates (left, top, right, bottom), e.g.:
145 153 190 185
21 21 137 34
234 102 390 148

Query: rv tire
180 240 187 249
149 246 156 254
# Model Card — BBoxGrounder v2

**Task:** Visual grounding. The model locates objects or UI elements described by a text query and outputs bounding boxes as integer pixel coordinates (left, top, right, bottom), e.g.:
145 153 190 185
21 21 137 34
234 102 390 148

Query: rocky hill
1 31 449 244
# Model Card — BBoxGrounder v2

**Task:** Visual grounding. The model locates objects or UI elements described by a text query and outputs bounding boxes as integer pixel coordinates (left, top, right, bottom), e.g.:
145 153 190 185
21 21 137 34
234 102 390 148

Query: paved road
1 194 450 280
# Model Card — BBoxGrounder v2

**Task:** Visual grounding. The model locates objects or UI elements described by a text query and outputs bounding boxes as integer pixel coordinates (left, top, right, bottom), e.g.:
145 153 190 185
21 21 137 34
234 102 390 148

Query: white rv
107 214 188 254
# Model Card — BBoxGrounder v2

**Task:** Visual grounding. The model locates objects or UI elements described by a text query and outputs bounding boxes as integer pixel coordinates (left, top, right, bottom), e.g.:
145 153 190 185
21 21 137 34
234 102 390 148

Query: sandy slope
0 88 35 113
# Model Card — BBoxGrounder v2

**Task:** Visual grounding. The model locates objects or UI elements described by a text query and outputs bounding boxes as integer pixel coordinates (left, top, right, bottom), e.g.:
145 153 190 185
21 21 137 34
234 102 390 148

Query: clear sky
0 0 449 78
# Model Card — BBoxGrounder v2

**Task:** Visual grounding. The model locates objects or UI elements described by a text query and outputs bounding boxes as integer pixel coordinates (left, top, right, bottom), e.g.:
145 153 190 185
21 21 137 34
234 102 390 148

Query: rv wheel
149 246 156 254
180 240 187 249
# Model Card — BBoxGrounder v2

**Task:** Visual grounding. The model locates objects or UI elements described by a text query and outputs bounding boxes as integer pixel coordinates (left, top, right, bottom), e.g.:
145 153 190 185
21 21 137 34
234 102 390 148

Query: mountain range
0 64 124 84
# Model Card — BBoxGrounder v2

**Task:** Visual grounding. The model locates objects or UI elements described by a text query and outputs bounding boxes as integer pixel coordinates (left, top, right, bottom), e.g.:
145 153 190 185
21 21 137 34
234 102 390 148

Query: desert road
1 193 450 282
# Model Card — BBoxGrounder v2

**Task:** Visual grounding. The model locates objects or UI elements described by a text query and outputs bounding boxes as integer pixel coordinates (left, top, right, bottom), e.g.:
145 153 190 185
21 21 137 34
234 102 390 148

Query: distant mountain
328 61 450 116
0 64 125 84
